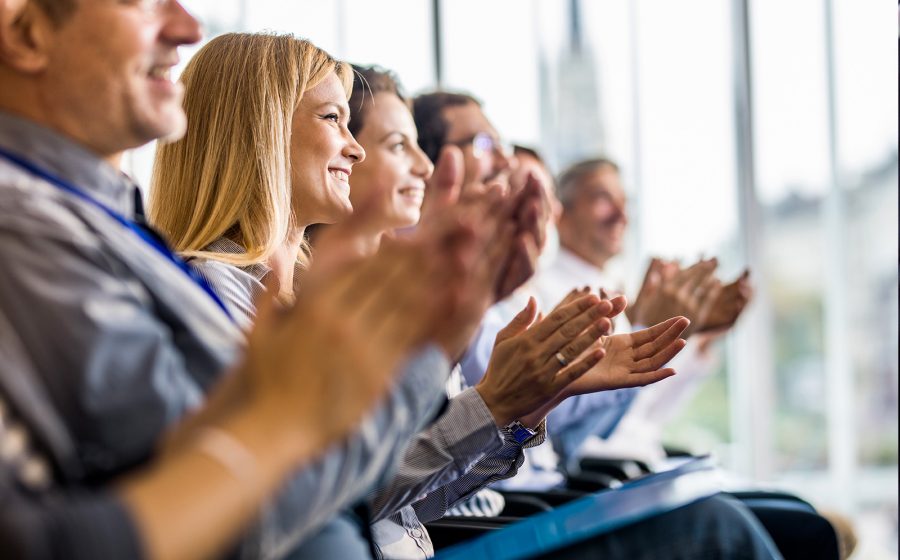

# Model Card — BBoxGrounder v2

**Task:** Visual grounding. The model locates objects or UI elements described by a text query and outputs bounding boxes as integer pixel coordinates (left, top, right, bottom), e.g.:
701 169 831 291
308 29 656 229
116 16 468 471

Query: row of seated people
0 1 849 559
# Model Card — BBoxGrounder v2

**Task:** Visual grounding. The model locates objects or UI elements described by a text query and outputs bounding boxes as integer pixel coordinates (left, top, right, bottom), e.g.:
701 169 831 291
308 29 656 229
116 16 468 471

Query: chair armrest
565 471 623 492
498 493 554 517
578 457 651 480
425 518 504 550
498 489 584 507
662 444 695 458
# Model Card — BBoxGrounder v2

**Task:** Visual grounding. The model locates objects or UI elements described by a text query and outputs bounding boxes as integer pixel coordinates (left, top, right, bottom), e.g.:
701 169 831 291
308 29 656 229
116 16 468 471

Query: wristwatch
505 420 537 445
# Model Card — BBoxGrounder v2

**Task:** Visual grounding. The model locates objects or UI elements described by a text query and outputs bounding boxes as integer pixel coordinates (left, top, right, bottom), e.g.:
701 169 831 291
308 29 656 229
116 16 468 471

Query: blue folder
435 456 722 560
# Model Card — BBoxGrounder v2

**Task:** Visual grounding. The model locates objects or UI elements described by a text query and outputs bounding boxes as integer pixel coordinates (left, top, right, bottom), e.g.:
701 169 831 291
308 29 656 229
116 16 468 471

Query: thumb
646 269 661 293
423 145 463 212
462 148 486 193
607 294 628 318
639 258 663 296
494 296 537 345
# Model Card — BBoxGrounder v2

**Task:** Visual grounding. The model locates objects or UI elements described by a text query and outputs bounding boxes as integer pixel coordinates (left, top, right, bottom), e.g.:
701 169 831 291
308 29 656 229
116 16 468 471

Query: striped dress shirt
0 308 144 559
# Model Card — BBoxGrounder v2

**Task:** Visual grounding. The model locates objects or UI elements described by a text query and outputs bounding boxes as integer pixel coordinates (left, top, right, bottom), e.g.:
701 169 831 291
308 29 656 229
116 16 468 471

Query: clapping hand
693 269 752 334
475 294 614 426
412 145 544 359
626 257 721 338
559 315 690 397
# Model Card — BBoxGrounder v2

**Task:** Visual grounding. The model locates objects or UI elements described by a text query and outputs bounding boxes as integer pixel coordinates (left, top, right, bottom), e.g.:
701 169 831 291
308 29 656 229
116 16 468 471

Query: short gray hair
556 157 619 209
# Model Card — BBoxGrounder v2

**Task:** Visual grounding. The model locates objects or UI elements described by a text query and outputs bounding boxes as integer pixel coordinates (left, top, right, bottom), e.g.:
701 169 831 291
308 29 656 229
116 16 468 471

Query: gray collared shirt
0 307 144 560
0 111 449 559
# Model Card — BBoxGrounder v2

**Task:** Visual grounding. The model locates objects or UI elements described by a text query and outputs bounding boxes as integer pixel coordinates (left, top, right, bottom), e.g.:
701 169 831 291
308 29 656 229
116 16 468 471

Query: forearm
411 421 547 523
519 391 566 429
368 387 502 521
239 345 451 559
120 403 307 560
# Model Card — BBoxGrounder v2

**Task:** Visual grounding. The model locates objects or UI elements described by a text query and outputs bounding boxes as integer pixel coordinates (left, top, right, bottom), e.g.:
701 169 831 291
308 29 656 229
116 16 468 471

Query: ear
0 0 56 73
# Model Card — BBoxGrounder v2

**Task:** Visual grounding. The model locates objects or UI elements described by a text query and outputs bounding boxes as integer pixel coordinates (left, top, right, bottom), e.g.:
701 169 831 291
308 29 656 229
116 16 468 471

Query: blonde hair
148 32 352 272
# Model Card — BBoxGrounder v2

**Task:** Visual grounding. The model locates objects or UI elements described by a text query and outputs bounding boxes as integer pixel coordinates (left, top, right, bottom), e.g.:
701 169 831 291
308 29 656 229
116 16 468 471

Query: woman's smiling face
349 92 434 231
290 72 366 226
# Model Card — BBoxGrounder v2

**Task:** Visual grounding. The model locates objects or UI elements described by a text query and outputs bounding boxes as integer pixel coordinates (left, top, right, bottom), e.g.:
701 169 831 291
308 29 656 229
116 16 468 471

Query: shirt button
410 528 423 539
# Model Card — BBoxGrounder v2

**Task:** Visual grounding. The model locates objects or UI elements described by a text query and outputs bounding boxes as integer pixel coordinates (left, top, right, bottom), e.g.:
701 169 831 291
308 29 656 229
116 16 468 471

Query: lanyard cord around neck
0 146 234 321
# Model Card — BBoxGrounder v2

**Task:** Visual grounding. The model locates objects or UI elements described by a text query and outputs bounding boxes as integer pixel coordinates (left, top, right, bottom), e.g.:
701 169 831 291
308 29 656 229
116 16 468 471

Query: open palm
562 316 690 396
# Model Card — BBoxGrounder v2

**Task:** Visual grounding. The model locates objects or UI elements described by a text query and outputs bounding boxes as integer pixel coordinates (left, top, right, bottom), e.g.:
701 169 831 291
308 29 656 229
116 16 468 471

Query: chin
139 109 188 145
156 116 188 144
333 199 354 220
606 238 623 253
391 198 424 227
396 210 421 228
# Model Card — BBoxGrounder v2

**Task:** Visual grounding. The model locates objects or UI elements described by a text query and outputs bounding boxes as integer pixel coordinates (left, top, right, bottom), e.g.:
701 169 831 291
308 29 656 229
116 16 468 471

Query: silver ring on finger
555 352 568 367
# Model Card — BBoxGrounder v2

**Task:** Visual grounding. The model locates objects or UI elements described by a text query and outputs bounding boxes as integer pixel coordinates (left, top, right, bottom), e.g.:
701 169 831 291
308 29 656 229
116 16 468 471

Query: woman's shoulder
189 250 271 328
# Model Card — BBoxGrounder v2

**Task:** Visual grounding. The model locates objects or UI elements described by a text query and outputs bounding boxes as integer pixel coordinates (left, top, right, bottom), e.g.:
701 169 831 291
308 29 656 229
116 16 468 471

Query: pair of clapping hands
475 288 689 429
627 258 753 338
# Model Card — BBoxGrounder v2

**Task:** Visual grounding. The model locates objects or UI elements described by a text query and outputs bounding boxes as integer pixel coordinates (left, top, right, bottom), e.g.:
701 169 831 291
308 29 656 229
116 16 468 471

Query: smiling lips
148 66 172 81
329 168 351 183
397 185 425 203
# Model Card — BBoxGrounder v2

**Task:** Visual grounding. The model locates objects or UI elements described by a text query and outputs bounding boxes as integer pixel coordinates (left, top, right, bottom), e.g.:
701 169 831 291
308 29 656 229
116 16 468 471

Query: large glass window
751 0 832 473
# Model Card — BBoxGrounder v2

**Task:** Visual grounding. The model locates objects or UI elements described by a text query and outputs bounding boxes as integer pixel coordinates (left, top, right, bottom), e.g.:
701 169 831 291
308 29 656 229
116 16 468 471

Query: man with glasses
413 92 515 187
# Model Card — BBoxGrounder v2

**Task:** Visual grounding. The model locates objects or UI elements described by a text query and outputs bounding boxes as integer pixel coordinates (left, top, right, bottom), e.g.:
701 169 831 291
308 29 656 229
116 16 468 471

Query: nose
612 199 628 225
412 144 435 180
163 1 203 46
492 146 514 176
344 131 366 164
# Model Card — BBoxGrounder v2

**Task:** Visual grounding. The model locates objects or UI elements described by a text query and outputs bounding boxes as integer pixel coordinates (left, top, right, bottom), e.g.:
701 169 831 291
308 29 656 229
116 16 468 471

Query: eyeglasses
448 132 511 158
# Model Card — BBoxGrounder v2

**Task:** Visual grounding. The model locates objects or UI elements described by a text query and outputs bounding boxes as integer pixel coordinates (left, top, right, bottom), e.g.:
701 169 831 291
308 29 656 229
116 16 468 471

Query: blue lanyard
0 146 234 322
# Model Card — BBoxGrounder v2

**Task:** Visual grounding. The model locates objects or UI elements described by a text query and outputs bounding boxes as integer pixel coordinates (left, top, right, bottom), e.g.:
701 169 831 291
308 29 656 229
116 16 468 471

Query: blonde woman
150 33 365 316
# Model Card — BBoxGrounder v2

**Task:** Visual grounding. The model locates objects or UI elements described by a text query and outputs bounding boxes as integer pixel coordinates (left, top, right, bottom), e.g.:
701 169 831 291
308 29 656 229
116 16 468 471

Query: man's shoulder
0 160 97 241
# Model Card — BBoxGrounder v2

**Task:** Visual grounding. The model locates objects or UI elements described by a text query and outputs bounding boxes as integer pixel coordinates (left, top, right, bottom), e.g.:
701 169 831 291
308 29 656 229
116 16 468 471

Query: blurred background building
124 1 899 557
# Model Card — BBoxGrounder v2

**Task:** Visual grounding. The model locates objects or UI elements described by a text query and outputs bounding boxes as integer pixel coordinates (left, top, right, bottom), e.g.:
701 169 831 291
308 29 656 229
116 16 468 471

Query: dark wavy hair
348 65 406 138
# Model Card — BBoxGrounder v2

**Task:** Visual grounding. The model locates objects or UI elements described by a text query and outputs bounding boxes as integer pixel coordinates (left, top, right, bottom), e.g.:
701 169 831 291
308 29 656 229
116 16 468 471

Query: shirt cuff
433 387 505 467
501 418 548 449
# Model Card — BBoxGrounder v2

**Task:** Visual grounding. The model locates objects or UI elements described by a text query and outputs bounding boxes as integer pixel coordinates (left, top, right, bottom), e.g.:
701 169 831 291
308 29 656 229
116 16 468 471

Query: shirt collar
0 110 139 219
203 237 273 281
